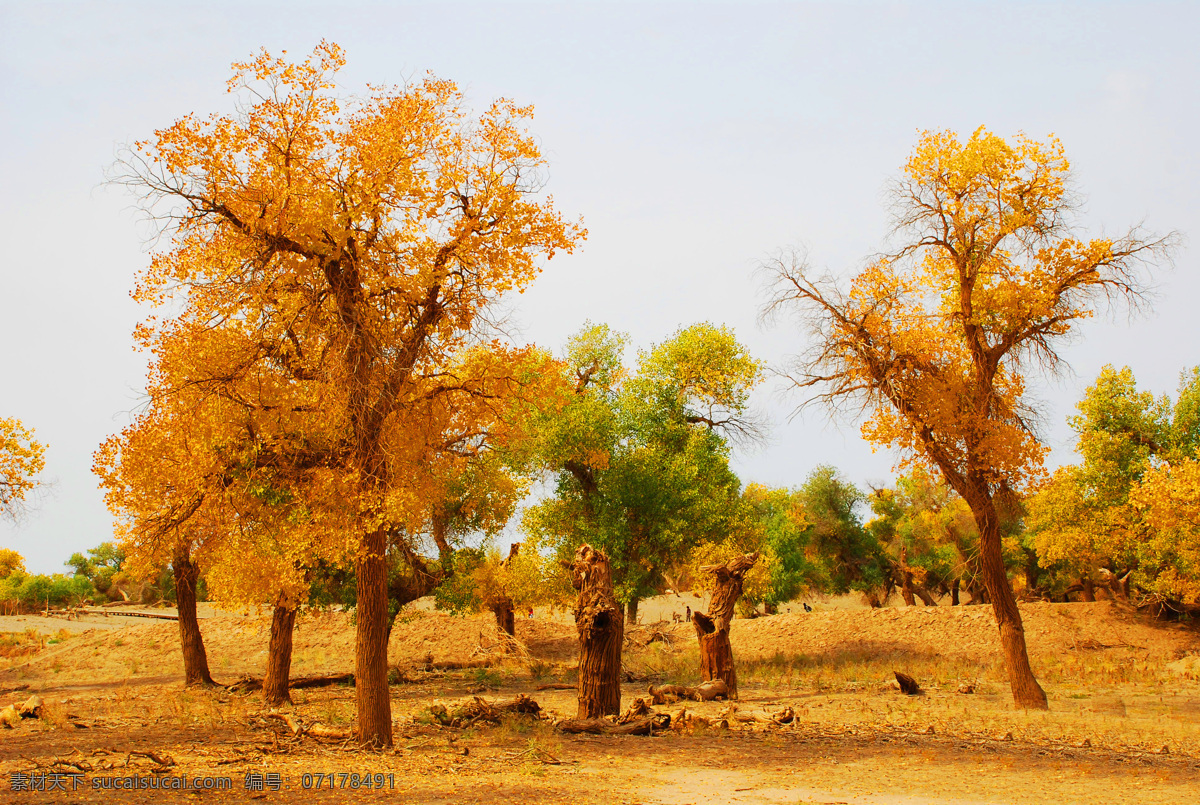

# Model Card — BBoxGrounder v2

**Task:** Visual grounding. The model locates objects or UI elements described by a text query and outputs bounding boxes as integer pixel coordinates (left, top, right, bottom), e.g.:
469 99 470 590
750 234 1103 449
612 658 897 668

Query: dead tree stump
563 544 623 719
692 552 758 700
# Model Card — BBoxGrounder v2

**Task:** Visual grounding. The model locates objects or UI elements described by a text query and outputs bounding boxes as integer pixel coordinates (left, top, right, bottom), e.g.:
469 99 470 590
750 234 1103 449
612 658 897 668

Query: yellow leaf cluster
0 417 45 521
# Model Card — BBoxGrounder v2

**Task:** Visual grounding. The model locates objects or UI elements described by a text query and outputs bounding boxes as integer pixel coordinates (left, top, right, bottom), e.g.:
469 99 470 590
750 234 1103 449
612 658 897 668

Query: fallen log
647 679 729 704
263 712 352 740
557 714 670 735
227 673 355 694
425 659 495 671
535 683 576 691
426 695 544 728
80 607 179 620
617 697 653 724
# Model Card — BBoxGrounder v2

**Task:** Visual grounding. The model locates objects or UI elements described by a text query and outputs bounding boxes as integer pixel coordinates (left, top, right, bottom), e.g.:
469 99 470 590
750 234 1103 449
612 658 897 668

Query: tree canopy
522 322 762 619
1028 365 1200 610
101 42 582 747
761 127 1173 709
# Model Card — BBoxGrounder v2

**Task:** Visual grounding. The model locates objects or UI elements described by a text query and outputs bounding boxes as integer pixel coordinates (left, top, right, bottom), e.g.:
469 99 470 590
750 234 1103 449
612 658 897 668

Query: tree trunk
355 526 392 748
491 599 516 637
913 584 938 607
898 547 916 606
951 577 960 606
173 549 214 687
626 596 639 626
1081 577 1096 602
969 490 1048 710
264 602 297 706
563 545 623 719
1023 547 1042 596
692 552 759 701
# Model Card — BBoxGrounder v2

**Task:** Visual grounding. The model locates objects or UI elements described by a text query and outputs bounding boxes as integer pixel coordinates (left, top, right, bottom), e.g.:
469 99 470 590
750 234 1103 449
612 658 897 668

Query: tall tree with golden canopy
110 43 582 746
762 127 1173 709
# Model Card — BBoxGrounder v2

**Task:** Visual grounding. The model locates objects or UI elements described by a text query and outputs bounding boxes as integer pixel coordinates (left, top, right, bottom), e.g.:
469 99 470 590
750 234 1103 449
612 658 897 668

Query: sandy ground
1 597 1198 804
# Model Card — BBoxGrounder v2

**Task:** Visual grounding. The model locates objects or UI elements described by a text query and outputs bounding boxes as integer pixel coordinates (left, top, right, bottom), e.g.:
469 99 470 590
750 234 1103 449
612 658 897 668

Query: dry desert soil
2 595 1199 805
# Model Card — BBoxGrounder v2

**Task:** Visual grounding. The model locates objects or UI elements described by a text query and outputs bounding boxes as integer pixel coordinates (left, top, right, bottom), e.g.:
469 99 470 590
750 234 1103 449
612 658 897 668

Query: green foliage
65 542 128 598
795 466 886 595
433 548 486 614
0 571 94 612
688 467 887 610
434 544 569 615
307 559 357 610
1028 364 1200 603
866 468 983 602
522 322 762 607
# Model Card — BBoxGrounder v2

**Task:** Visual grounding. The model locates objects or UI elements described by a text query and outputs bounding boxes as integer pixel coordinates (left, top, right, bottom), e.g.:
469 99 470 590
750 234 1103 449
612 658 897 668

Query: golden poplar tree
1 418 45 523
106 43 582 746
762 128 1173 709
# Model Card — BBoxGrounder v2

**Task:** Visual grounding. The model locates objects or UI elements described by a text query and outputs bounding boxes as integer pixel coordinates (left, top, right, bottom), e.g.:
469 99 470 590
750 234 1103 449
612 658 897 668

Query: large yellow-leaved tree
762 127 1173 709
106 43 582 747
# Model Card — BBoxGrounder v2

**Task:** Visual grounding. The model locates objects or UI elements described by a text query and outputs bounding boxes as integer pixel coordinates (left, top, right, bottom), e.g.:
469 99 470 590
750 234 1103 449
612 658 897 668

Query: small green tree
522 322 762 624
1028 365 1200 609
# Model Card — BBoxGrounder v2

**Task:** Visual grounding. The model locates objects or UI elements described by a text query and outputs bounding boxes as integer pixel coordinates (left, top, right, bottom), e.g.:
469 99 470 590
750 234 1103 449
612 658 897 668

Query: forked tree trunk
173 549 214 687
1081 577 1096 602
691 552 759 700
563 545 623 719
355 526 392 748
969 490 1048 710
264 602 298 706
625 597 639 626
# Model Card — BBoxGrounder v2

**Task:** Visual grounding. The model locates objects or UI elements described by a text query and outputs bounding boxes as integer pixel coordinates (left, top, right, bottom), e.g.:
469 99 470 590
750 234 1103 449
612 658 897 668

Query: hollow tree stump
563 544 623 719
691 552 758 700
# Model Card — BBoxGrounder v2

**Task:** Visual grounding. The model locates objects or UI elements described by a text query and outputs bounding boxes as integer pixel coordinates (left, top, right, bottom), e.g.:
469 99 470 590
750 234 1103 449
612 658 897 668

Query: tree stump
563 544 623 719
691 552 758 700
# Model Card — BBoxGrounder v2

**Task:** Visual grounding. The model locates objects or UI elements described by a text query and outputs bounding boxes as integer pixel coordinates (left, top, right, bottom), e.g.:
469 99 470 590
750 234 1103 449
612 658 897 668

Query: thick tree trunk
173 550 214 687
491 599 516 637
355 526 392 748
692 552 759 700
264 602 297 706
563 545 623 719
951 577 960 606
626 596 639 626
1081 577 1096 603
970 491 1047 710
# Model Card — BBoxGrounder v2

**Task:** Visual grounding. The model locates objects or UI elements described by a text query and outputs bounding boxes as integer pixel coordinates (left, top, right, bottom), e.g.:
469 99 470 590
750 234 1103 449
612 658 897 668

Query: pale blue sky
2 1 1197 573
